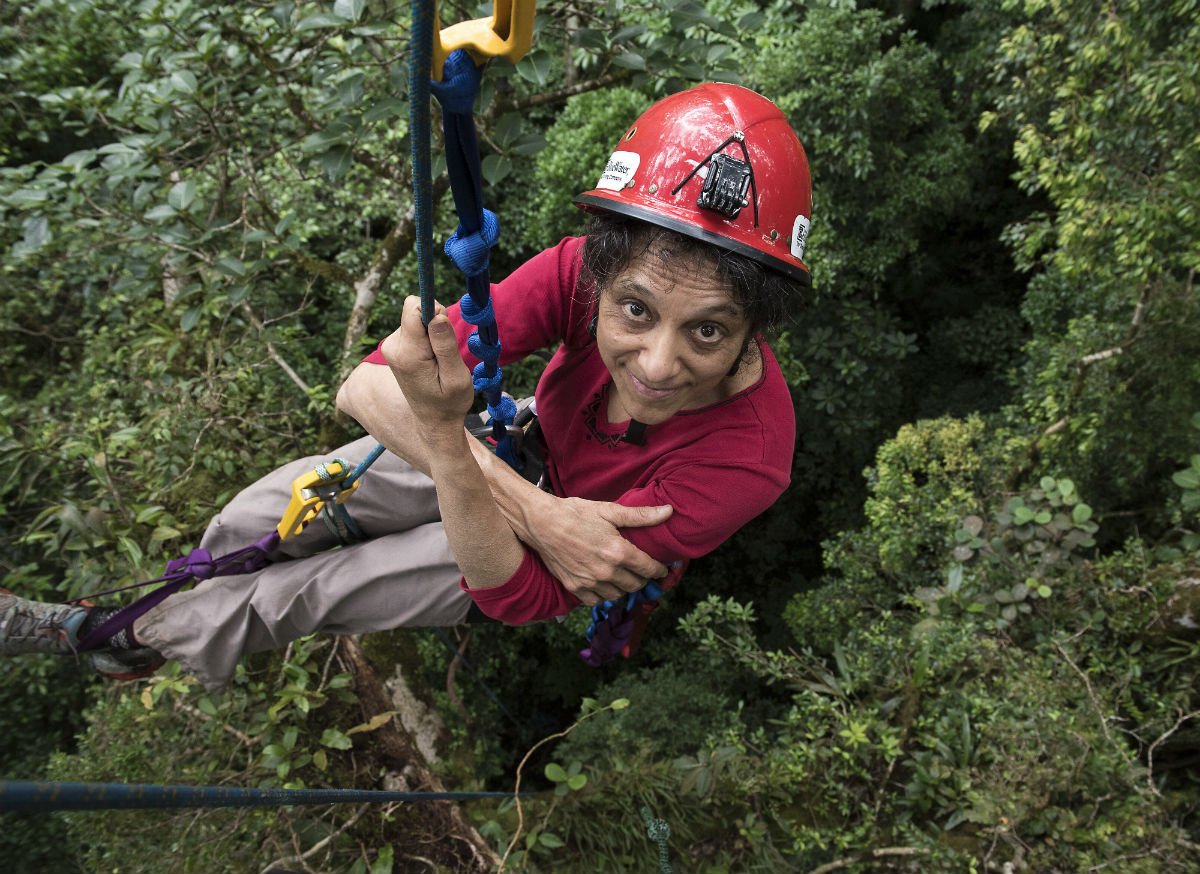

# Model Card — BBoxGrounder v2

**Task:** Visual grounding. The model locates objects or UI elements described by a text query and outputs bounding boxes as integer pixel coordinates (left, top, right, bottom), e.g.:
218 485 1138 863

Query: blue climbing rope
410 0 437 325
0 780 518 812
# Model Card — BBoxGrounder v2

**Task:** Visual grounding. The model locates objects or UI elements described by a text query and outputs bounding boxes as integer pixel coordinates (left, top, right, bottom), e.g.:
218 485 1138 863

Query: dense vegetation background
2 0 1199 871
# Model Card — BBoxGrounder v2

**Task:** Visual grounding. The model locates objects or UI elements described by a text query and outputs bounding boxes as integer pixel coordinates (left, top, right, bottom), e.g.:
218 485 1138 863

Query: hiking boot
0 589 88 656
87 647 166 681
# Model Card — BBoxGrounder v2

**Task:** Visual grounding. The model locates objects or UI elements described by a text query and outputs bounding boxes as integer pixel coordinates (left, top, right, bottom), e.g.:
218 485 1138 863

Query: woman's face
595 249 752 426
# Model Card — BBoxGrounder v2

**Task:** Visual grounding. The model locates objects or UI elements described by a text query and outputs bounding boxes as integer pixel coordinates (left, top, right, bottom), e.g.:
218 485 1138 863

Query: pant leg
198 435 443 558
135 437 471 692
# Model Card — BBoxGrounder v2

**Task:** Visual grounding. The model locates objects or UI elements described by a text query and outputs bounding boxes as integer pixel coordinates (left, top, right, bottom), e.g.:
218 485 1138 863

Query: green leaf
296 13 345 31
612 52 647 71
197 696 218 716
1173 468 1200 490
151 524 184 540
538 832 566 849
370 843 393 874
515 51 550 86
544 762 568 782
364 97 407 124
170 70 198 94
611 697 630 710
320 728 353 750
215 255 246 277
570 29 607 49
480 154 511 186
333 0 366 22
21 216 50 249
1012 506 1035 524
167 179 197 210
346 710 399 735
144 204 178 222
566 773 587 790
511 132 547 156
1072 503 1094 524
494 112 523 146
6 189 49 206
320 146 354 182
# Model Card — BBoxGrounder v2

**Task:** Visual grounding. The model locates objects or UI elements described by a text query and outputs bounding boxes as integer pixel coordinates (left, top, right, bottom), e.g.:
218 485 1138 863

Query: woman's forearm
424 428 526 589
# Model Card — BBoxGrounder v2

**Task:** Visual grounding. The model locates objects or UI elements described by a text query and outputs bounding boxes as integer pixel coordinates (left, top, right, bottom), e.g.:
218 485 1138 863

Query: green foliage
3 0 1200 872
748 3 971 293
520 88 651 251
47 635 400 872
554 653 757 763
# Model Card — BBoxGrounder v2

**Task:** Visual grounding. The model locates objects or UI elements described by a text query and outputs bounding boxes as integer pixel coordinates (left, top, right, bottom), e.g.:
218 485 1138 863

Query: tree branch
808 846 932 874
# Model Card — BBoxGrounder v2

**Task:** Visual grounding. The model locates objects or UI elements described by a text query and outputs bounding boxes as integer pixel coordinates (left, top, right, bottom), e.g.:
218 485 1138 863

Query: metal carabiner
432 0 537 80
275 460 362 541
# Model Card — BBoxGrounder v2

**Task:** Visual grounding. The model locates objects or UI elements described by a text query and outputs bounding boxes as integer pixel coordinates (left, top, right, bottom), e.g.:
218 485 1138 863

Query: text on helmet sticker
791 215 811 260
596 151 640 191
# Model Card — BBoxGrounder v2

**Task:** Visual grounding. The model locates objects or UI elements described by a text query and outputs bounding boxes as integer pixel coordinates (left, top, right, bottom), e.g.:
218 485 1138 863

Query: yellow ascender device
276 460 361 541
432 0 537 80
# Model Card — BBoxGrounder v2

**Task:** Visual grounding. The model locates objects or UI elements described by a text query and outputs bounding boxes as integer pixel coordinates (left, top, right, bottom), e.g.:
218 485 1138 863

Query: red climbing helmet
575 82 812 286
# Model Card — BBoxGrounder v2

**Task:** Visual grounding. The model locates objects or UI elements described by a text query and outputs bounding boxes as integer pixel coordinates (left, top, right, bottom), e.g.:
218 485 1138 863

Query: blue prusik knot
487 394 517 427
472 361 504 393
468 332 501 365
429 49 481 114
444 209 500 277
458 291 496 327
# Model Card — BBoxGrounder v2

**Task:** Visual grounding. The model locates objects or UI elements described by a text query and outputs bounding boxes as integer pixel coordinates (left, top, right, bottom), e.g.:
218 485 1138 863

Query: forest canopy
2 0 1199 872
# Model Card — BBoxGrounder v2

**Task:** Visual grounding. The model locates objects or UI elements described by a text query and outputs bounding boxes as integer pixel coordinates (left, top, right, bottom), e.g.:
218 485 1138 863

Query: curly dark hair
578 211 803 339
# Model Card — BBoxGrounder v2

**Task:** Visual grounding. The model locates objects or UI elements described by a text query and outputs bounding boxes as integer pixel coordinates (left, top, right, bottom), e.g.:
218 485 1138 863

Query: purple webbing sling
74 531 281 652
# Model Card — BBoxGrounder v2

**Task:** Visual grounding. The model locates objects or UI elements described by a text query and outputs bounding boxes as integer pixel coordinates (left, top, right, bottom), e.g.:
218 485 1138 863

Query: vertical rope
409 0 435 325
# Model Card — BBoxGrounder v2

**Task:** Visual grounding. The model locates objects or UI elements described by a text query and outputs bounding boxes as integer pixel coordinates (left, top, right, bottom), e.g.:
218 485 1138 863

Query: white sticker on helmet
791 215 811 259
596 151 640 191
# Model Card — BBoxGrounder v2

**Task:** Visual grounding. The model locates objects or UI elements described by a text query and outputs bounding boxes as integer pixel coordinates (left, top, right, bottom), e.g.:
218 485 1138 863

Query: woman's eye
623 301 647 319
696 324 723 342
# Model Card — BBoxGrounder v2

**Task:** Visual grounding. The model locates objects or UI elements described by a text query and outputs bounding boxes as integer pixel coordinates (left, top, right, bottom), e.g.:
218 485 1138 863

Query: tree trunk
340 636 501 873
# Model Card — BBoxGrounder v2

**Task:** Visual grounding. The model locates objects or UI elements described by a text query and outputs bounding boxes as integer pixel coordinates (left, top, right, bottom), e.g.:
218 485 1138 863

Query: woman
1 83 812 691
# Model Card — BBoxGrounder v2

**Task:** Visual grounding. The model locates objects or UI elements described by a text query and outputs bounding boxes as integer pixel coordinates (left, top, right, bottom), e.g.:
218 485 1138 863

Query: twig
174 700 258 746
1007 280 1152 490
259 802 370 874
446 627 472 724
807 846 931 874
1146 708 1200 797
498 704 620 873
239 301 311 394
1052 638 1133 769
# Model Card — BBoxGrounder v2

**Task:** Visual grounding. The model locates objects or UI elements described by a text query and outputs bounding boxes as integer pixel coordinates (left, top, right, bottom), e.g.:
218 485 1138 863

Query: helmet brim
575 193 812 288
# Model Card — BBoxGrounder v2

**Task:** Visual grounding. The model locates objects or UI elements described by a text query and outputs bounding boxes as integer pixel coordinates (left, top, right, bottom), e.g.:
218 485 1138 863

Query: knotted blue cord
429 49 519 469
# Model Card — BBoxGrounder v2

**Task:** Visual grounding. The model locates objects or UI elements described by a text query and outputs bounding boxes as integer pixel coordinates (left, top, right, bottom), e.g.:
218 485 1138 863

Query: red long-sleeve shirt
364 237 795 623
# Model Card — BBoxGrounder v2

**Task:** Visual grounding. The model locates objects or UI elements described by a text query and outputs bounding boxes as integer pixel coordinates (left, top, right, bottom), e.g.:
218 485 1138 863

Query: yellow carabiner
432 0 537 81
275 461 362 541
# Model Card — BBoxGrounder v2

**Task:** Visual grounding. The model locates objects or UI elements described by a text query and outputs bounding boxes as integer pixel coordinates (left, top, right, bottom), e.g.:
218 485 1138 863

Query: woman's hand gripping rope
382 295 525 590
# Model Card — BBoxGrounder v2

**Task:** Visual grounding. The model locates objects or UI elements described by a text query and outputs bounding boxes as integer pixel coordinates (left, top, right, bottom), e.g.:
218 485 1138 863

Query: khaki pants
136 437 472 691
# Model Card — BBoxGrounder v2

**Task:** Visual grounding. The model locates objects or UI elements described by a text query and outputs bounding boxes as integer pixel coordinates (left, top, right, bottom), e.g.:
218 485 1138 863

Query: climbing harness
580 580 665 667
0 779 518 813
